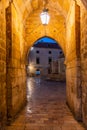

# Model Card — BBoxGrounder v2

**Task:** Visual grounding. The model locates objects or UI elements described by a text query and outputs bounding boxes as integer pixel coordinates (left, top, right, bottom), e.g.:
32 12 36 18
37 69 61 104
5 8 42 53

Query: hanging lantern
40 9 50 25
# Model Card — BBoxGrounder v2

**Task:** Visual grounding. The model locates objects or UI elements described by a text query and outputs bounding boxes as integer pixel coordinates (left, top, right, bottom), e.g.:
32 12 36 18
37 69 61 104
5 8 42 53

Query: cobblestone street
7 77 85 130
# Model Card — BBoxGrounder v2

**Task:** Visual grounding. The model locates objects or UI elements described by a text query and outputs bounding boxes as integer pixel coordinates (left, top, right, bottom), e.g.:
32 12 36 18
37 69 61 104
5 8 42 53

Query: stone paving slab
6 77 86 130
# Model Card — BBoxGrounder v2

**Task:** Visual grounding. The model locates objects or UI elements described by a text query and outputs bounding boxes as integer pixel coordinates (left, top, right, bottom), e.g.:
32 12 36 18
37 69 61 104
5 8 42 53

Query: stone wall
0 0 87 128
80 3 87 127
0 0 7 128
24 9 66 55
6 2 26 123
12 3 26 117
66 1 82 120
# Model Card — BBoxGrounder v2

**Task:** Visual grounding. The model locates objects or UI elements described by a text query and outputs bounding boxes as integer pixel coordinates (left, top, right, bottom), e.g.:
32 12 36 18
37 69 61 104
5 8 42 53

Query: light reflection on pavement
7 77 85 130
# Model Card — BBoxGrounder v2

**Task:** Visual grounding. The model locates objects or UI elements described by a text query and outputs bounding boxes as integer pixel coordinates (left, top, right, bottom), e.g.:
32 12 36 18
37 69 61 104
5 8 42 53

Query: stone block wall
0 0 87 128
66 1 82 120
6 3 27 123
12 4 26 117
0 1 7 128
80 4 87 127
66 60 82 120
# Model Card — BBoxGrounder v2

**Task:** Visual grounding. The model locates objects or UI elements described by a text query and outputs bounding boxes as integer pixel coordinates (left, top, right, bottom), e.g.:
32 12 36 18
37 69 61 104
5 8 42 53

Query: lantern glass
40 11 50 25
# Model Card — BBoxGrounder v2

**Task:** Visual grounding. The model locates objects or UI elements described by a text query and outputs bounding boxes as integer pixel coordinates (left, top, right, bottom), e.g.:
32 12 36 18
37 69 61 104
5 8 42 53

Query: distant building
50 53 66 81
27 41 64 76
51 53 65 74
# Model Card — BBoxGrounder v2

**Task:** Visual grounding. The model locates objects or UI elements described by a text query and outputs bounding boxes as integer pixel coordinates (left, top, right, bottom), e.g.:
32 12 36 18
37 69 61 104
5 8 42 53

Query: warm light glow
31 47 34 51
27 78 33 105
28 65 33 71
40 10 50 25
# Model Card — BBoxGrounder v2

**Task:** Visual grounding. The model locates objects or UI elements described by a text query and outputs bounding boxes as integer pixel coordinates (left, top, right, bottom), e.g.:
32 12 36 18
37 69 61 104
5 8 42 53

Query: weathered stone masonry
0 1 6 128
0 0 87 129
80 4 87 127
6 2 27 123
66 1 82 120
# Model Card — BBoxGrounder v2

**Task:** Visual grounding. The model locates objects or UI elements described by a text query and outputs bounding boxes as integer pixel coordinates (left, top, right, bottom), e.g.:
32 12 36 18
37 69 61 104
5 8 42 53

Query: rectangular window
36 57 40 64
48 57 52 64
60 51 62 54
36 50 39 53
49 51 51 54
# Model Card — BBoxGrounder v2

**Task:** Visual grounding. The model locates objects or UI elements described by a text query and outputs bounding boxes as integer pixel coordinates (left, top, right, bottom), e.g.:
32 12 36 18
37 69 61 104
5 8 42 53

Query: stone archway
26 36 65 77
0 0 87 128
23 0 82 121
5 0 82 124
23 0 87 127
25 36 66 66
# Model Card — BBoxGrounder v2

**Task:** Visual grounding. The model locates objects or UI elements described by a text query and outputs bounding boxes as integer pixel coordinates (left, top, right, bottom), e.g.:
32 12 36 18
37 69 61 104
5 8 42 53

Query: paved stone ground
6 77 85 130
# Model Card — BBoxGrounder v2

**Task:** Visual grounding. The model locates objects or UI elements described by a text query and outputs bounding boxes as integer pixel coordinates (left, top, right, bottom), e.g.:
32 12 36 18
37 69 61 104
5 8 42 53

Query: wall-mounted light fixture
40 8 50 25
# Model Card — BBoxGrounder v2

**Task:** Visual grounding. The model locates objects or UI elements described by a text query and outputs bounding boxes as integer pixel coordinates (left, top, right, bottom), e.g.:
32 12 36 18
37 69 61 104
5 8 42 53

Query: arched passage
23 0 82 121
26 36 66 65
26 36 65 78
1 0 87 129
5 0 82 125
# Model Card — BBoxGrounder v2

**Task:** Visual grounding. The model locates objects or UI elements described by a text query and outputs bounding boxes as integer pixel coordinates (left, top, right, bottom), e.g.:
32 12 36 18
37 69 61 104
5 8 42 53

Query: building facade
27 42 63 76
49 53 66 81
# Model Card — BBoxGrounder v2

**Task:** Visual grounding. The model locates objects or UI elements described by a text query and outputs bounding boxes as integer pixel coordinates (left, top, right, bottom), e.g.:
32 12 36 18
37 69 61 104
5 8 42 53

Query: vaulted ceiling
20 0 86 53
10 0 71 22
22 0 71 53
6 0 87 54
7 0 87 22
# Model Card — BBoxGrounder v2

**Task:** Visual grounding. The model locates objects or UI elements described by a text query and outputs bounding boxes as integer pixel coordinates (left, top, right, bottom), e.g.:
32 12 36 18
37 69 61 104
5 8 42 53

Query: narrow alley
6 78 85 130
